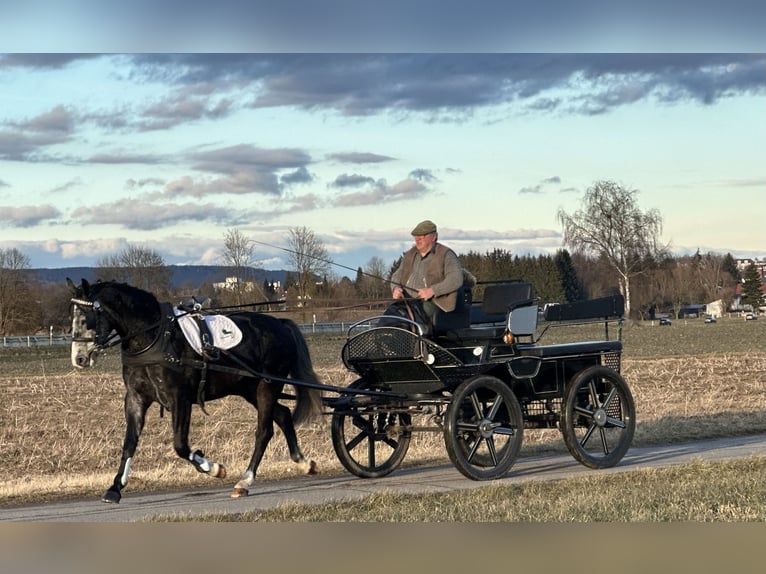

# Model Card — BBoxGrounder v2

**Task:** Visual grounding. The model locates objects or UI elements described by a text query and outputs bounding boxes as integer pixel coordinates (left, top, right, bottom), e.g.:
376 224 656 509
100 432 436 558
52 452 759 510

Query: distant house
678 304 706 318
705 300 725 318
732 280 766 312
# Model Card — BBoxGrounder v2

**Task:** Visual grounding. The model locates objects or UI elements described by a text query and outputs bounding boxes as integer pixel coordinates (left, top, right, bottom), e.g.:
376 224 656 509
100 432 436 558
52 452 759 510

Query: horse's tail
282 319 323 426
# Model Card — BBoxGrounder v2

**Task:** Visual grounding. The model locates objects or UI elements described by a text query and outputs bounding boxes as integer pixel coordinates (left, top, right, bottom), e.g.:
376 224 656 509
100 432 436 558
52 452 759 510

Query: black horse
68 278 323 503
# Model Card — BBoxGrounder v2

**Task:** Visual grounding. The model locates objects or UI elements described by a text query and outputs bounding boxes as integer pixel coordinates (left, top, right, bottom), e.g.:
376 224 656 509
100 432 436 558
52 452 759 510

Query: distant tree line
0 181 762 335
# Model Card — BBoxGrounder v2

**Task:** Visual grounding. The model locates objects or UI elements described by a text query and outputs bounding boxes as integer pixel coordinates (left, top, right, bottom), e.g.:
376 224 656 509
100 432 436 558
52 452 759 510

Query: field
1 315 764 508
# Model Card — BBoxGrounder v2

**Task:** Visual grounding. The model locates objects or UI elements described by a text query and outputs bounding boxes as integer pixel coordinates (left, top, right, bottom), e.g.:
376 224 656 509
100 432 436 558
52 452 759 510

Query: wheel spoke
574 404 594 418
579 422 596 447
466 436 483 462
484 437 499 465
345 429 367 451
605 416 627 429
598 427 610 455
367 436 376 467
469 392 483 419
588 379 600 406
486 393 504 420
493 425 517 436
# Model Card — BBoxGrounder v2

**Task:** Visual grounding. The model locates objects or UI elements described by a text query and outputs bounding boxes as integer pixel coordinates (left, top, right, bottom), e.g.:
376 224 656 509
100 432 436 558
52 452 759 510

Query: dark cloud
280 166 314 185
0 54 100 69
329 174 376 188
409 168 437 182
122 54 766 119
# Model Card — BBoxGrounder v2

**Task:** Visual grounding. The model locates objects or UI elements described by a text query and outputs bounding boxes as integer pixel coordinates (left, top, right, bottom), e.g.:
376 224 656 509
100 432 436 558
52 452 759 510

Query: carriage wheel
560 365 636 469
331 379 411 479
444 375 523 481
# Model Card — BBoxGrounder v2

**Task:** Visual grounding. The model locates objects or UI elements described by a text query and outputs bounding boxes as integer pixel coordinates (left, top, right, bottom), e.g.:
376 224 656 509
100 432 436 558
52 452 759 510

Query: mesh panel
343 327 421 363
602 351 621 373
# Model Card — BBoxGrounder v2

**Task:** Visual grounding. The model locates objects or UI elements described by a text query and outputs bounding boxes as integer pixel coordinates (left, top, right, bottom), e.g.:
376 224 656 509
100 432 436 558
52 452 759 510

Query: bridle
70 297 122 351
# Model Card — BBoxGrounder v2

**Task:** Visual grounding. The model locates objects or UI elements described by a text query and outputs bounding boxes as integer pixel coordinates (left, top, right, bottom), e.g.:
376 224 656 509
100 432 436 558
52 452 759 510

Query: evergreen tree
741 263 763 311
555 249 583 302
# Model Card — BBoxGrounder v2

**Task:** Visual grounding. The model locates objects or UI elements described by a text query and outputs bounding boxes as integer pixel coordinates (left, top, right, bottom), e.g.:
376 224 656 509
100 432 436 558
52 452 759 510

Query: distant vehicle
704 316 717 324
745 312 758 321
659 317 672 326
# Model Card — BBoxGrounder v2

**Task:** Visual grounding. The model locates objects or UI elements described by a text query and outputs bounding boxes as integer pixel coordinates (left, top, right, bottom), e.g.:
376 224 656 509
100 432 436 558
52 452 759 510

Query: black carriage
327 280 635 481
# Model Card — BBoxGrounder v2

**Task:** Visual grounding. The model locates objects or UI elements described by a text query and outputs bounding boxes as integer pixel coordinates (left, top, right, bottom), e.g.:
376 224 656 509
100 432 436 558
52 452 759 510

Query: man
388 219 464 334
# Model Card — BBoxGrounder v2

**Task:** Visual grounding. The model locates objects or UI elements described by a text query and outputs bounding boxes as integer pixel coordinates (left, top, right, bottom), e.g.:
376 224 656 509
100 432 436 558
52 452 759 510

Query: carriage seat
434 281 537 343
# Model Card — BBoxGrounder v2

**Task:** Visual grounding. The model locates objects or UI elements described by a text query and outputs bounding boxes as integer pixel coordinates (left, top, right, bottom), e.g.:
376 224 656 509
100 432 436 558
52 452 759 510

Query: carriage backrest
479 281 536 315
431 284 473 333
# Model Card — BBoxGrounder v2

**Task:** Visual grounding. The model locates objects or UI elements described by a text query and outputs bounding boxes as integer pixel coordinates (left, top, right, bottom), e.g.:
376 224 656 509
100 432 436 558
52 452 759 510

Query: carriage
327 280 635 481
69 277 634 502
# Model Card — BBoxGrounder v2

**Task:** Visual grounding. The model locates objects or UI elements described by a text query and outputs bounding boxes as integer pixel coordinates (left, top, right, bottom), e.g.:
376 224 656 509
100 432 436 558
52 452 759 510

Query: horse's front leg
171 394 227 480
103 389 150 503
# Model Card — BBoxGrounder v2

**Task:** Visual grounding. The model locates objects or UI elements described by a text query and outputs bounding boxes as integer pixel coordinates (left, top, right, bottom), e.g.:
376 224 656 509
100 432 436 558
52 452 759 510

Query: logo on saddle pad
174 308 243 356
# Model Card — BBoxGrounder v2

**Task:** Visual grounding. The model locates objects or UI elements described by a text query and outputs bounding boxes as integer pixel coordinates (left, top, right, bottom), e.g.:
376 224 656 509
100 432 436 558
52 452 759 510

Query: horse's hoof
230 487 249 498
307 460 318 475
102 489 121 504
212 463 227 479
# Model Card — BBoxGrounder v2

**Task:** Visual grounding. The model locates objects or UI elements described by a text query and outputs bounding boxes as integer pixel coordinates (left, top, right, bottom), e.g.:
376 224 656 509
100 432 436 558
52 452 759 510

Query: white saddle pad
174 308 243 355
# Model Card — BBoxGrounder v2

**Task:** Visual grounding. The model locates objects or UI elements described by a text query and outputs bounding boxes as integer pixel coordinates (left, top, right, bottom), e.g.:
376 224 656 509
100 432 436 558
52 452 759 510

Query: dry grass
1 317 765 507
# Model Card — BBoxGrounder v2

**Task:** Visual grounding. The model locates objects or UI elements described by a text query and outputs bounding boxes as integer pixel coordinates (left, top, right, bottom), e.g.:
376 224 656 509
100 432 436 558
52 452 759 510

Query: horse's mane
90 281 160 314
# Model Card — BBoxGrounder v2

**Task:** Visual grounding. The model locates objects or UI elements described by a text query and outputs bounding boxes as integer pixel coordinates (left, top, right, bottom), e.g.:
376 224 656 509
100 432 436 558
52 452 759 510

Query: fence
1 322 356 348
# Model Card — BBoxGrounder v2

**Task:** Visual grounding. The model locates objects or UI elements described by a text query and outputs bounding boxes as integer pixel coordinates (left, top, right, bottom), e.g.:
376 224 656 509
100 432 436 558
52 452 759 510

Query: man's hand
392 286 404 299
417 287 435 301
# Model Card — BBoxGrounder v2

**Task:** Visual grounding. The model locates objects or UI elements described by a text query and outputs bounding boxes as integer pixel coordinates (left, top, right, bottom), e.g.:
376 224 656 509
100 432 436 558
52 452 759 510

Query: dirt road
2 434 764 522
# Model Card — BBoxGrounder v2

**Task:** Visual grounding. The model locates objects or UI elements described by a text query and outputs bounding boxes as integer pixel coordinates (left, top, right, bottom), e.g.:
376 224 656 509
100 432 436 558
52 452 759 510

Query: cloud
39 53 760 125
49 178 83 193
329 173 376 188
70 198 247 230
332 177 428 207
0 204 62 227
328 152 396 164
519 176 563 195
409 168 437 182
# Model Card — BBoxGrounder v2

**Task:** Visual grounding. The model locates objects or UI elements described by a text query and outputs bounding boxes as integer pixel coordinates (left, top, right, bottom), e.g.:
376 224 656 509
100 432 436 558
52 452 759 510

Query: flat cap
411 220 437 235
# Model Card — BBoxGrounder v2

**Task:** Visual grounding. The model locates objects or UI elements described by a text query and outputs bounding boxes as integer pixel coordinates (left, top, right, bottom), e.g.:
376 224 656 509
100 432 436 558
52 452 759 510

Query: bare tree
357 256 389 300
286 226 331 305
221 228 259 305
557 180 666 317
97 244 171 297
0 247 33 335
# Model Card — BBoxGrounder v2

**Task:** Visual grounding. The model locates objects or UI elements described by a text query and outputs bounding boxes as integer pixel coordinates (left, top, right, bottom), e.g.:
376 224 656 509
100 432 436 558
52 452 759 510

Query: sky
1 4 765 278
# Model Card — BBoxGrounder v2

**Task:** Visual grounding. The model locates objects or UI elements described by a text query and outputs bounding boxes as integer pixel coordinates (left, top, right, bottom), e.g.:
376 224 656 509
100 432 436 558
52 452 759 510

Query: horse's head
67 277 99 368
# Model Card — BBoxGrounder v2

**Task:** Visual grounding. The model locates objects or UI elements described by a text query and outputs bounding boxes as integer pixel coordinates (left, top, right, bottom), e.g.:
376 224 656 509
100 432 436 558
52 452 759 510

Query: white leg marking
190 450 212 472
120 457 132 486
235 470 255 491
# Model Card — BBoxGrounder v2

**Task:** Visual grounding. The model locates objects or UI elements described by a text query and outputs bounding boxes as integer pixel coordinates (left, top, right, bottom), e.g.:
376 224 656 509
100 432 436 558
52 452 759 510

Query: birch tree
557 180 666 317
